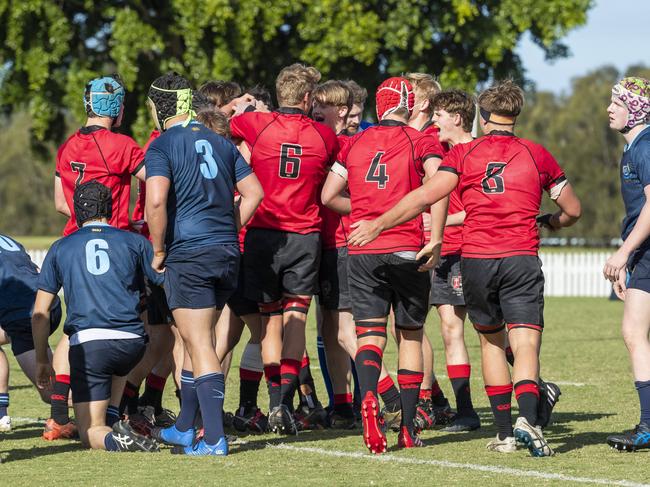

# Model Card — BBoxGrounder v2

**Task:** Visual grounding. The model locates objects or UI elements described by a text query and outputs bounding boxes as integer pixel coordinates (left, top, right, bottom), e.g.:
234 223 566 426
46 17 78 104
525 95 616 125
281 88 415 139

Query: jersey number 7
71 162 87 186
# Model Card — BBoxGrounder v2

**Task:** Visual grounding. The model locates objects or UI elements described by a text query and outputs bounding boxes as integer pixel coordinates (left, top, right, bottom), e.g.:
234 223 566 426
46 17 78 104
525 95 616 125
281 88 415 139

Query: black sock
139 373 166 415
514 380 539 425
264 365 281 409
119 381 140 415
299 354 319 408
378 375 401 412
239 368 263 409
354 344 383 398
51 375 70 424
397 369 423 432
447 364 474 413
486 384 513 440
505 346 515 367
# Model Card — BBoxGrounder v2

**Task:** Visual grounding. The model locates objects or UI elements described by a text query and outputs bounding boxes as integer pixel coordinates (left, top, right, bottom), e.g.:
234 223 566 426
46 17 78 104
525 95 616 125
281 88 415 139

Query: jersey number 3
85 239 110 275
279 143 302 179
366 151 388 189
481 162 506 194
195 140 219 180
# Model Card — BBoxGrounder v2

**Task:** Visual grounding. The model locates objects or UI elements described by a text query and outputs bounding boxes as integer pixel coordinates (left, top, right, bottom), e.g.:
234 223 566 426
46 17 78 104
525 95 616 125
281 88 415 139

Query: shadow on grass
0 441 83 462
2 425 47 441
230 427 361 454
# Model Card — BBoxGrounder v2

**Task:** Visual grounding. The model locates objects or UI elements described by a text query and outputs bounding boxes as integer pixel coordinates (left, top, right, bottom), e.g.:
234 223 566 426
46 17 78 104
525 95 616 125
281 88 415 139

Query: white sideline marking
12 417 43 424
270 444 648 487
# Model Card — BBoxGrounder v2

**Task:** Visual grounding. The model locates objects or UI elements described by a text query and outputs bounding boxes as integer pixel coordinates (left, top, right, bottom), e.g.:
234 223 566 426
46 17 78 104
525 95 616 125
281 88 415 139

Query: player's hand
536 213 556 230
36 362 54 390
612 267 627 301
152 253 166 273
416 242 441 272
603 249 629 282
348 220 383 247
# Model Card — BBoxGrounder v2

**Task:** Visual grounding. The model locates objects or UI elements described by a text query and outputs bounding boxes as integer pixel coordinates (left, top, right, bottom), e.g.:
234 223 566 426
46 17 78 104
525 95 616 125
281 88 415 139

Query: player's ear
421 98 430 112
339 105 349 120
454 112 462 128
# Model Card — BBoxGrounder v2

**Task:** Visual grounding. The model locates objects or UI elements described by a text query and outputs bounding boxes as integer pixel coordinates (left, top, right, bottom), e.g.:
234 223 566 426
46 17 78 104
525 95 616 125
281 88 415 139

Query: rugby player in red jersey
46 75 145 441
427 89 481 432
348 80 581 457
322 77 445 453
230 64 338 434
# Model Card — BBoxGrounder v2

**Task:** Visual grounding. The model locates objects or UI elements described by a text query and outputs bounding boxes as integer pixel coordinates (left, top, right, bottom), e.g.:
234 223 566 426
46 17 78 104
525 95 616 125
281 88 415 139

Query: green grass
0 298 646 486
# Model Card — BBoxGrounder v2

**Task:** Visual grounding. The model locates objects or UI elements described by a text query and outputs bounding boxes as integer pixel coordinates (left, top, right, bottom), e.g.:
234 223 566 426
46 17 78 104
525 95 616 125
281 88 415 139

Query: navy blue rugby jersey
620 126 650 244
145 121 253 253
0 234 61 326
37 223 163 337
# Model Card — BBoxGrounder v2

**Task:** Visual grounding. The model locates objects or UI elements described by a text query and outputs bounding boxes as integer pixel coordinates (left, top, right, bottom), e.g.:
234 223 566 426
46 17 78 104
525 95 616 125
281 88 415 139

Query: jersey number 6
85 239 110 275
481 162 506 194
279 143 302 179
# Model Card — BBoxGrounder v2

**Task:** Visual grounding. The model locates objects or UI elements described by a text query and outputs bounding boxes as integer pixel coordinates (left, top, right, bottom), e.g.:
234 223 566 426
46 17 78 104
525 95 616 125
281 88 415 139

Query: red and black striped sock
264 365 281 409
418 388 432 400
398 369 424 432
377 375 401 412
51 374 70 425
354 344 383 399
430 378 448 406
485 383 513 440
280 358 301 409
298 353 319 408
447 364 474 413
119 381 140 415
139 373 166 415
333 393 354 417
514 380 539 425
239 368 263 409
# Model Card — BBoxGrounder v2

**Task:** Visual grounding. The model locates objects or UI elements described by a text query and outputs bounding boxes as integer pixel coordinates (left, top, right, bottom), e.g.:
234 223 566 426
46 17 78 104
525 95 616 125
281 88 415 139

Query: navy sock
195 373 225 445
0 393 8 416
175 370 199 432
635 380 650 425
317 336 334 408
104 432 119 451
106 405 120 427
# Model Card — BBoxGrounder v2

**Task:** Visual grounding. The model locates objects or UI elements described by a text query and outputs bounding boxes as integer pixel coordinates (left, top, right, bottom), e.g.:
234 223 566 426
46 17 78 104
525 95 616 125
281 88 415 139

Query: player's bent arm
423 156 446 246
31 290 56 389
146 176 170 253
549 182 581 229
321 166 351 215
446 210 466 227
348 171 458 247
235 173 264 229
237 142 252 165
618 185 650 256
53 175 71 217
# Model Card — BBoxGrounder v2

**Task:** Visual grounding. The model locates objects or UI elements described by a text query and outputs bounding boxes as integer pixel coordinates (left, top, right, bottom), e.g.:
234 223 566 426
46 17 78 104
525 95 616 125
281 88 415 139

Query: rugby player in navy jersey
0 234 62 431
348 80 581 457
32 181 161 452
145 73 263 456
602 77 650 451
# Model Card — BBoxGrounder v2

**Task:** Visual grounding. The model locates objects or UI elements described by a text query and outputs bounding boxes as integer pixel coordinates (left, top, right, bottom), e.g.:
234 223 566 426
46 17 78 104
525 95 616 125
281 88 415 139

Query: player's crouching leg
70 337 158 452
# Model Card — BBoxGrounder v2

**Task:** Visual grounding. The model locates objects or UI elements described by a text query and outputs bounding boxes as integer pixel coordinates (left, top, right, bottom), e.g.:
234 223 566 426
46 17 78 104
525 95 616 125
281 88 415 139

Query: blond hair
478 79 524 118
312 80 353 112
275 63 321 106
197 109 231 138
405 72 441 104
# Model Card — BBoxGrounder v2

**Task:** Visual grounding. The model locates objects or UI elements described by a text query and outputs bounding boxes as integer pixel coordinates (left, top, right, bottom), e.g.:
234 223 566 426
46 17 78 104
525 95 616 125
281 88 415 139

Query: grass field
0 297 648 486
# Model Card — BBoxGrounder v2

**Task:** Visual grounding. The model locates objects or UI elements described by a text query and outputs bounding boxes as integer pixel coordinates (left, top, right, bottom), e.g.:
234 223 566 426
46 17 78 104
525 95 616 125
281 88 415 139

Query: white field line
310 365 587 387
270 444 648 487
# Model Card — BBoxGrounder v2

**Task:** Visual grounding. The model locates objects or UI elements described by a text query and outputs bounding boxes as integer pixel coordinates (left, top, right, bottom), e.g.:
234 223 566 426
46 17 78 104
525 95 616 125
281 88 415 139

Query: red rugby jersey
230 108 338 234
339 120 444 254
420 122 449 245
439 132 566 258
131 130 161 235
56 126 144 236
320 133 351 249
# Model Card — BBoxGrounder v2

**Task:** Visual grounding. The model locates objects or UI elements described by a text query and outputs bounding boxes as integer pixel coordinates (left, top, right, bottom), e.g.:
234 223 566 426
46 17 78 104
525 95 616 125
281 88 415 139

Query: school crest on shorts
452 275 462 290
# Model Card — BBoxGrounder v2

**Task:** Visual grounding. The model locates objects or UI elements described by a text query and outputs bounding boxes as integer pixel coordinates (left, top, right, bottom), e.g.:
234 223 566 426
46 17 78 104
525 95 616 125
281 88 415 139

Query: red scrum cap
376 77 415 120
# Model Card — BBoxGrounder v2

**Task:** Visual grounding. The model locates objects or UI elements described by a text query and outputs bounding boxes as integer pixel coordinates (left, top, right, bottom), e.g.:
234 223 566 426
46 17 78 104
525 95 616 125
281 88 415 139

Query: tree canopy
0 0 592 143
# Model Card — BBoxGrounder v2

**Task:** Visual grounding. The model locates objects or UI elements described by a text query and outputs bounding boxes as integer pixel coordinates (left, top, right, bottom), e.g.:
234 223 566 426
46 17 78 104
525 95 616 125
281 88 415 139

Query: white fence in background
26 248 615 298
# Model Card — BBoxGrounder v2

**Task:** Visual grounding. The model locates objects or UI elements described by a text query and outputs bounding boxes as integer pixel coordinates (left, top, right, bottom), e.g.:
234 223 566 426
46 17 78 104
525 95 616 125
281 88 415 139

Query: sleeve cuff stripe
422 153 443 161
438 166 458 174
131 160 145 176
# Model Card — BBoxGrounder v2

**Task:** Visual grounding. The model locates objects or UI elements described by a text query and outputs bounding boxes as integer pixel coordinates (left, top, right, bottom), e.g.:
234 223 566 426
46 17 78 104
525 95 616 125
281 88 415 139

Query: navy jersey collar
276 107 305 115
625 125 650 152
80 125 107 135
379 119 406 127
487 130 515 137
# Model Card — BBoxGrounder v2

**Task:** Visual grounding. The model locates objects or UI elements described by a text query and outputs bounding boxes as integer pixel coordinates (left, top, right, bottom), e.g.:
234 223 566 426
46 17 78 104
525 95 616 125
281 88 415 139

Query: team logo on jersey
622 163 637 181
452 275 462 289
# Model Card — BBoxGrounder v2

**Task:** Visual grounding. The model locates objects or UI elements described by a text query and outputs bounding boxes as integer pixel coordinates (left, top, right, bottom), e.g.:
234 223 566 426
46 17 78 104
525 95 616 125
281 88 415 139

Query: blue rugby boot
171 437 228 456
607 423 650 452
151 424 195 447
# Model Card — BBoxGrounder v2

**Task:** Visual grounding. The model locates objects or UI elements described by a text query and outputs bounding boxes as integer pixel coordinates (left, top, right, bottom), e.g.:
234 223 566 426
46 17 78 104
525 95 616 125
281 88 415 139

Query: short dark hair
196 109 231 138
343 79 368 105
478 79 524 118
246 85 274 110
431 89 476 132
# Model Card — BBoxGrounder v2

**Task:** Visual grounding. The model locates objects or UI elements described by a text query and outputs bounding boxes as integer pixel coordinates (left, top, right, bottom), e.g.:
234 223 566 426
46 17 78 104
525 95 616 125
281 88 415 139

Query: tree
0 0 592 144
517 65 650 241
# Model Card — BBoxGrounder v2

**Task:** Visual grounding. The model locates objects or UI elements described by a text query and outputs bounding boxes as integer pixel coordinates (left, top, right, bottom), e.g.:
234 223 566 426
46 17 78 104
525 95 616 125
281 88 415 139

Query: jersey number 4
279 143 302 179
71 162 87 186
481 162 506 194
366 151 388 189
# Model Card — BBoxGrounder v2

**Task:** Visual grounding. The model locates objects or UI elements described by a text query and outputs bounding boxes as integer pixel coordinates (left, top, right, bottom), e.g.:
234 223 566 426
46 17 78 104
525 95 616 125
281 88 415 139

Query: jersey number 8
481 162 506 194
85 239 110 275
